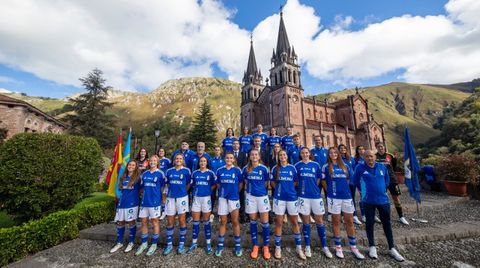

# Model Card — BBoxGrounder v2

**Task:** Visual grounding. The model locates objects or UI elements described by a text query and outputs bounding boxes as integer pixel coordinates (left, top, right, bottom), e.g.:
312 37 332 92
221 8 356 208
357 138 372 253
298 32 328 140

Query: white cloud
0 88 12 93
0 0 479 92
0 75 23 84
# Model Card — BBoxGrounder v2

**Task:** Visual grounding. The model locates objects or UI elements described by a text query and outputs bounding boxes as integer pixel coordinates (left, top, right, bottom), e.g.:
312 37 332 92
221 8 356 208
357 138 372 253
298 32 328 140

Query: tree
188 100 217 151
66 68 115 148
0 122 7 145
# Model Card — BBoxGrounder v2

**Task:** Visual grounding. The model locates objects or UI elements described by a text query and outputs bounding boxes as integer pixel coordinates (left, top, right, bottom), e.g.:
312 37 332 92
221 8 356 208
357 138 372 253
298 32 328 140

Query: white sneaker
375 216 381 223
399 217 409 225
323 247 333 259
110 243 123 253
335 246 344 259
210 214 214 223
124 242 134 253
296 247 307 260
362 216 366 223
159 212 166 220
298 215 303 223
389 248 405 262
369 246 378 259
351 247 365 260
327 214 332 222
305 246 312 258
146 244 157 256
135 243 148 256
353 216 362 225
274 247 282 259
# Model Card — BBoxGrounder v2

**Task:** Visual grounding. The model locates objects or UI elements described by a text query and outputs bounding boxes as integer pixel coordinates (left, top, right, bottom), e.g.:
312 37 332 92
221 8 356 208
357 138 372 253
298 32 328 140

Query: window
359 113 364 121
288 69 292 82
307 108 311 118
280 71 284 84
319 111 323 120
275 73 278 85
293 71 297 84
326 135 330 146
330 113 335 122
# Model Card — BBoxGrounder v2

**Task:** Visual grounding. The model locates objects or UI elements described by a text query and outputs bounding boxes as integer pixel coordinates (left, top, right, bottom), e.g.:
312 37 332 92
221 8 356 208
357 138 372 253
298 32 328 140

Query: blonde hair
327 147 348 177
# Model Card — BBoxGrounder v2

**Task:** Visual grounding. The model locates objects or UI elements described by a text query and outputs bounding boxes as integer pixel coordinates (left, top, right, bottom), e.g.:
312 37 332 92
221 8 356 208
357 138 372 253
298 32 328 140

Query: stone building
240 12 386 154
0 94 66 140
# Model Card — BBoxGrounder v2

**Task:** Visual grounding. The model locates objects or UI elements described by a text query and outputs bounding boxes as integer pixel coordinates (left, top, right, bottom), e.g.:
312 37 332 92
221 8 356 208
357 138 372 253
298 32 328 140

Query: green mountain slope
316 82 470 151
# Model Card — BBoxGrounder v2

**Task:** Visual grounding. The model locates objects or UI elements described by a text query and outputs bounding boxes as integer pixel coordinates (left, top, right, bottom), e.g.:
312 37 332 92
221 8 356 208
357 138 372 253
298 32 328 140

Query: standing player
172 141 195 169
157 147 172 219
375 142 409 225
239 126 253 154
163 154 191 255
215 152 243 257
209 146 225 222
270 150 306 260
295 148 332 258
189 156 216 254
311 135 328 167
281 127 294 151
322 148 365 259
222 128 237 155
288 134 302 165
251 136 268 164
190 142 211 172
243 149 271 260
267 128 281 157
354 150 405 262
110 160 141 254
135 156 166 256
338 144 362 225
353 145 366 222
136 148 149 173
252 124 268 151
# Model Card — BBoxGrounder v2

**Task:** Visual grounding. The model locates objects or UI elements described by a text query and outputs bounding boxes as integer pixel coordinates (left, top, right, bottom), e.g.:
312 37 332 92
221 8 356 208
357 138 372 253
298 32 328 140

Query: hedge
0 200 114 266
0 133 103 220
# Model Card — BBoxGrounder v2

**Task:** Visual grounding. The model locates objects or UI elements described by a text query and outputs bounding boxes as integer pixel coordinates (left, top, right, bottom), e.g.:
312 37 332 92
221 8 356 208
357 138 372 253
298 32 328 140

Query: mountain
315 82 470 150
4 78 471 151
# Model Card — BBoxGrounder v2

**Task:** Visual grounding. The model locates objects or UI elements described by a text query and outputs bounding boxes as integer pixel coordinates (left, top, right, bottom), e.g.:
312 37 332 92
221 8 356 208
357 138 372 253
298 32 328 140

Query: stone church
240 12 386 154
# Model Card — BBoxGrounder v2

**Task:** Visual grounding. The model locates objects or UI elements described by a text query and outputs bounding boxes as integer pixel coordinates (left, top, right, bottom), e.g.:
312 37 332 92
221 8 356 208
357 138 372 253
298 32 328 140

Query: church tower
269 11 305 139
240 38 264 130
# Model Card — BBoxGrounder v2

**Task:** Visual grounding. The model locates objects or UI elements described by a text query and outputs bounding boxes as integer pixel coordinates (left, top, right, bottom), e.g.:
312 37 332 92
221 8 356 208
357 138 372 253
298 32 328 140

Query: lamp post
154 129 160 154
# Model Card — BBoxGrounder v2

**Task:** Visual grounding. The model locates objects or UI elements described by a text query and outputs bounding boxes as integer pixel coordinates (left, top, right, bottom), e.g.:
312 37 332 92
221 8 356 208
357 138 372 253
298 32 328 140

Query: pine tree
66 68 115 148
188 100 217 150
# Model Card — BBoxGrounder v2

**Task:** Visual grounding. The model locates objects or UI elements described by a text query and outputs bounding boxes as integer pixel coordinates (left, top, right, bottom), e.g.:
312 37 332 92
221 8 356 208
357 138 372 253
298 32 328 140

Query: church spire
276 11 291 59
243 35 263 86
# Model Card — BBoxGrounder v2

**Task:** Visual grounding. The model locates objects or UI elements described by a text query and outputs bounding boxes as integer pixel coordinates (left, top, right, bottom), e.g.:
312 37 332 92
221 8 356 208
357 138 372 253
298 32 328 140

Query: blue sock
204 221 212 243
141 233 148 244
116 225 125 243
262 222 270 247
294 232 302 247
348 236 357 247
152 233 159 244
274 235 281 248
166 227 174 246
234 236 241 252
192 221 200 244
302 224 311 246
218 235 225 250
334 236 342 247
180 227 187 247
316 224 327 247
250 220 258 246
128 224 136 243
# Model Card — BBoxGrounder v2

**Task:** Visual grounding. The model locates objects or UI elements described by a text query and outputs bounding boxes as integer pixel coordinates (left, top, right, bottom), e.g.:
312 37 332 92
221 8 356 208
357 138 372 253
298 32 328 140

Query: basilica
240 12 386 154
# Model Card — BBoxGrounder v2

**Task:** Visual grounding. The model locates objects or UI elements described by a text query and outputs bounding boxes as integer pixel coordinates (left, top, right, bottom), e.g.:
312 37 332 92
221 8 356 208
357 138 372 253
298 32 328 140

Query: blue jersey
159 157 172 173
216 166 243 201
288 145 302 164
239 135 253 153
353 156 365 169
295 161 322 199
342 156 355 170
118 175 141 209
270 164 298 201
353 163 390 205
189 152 211 171
311 146 328 167
322 164 353 199
267 135 281 154
281 135 294 151
242 164 270 197
191 169 217 197
209 156 226 173
252 132 268 149
222 137 237 155
140 169 166 207
165 167 191 198
172 149 195 169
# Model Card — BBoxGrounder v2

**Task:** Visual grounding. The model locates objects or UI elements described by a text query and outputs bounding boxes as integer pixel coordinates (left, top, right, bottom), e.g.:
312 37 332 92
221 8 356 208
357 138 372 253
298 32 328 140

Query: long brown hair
327 147 348 178
275 150 288 181
247 149 262 173
338 144 351 161
119 160 140 189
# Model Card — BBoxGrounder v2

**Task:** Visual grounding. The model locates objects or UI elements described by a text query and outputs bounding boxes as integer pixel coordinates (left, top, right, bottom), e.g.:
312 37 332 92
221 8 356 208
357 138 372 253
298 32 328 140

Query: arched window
288 69 292 82
275 73 278 86
359 113 364 121
280 71 284 84
319 111 323 120
326 135 330 146
307 108 311 118
293 71 297 84
330 113 335 122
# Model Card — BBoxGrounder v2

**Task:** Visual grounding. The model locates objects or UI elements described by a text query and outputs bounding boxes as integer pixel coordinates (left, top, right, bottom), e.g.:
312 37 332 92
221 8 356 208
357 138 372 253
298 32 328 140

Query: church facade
240 12 386 154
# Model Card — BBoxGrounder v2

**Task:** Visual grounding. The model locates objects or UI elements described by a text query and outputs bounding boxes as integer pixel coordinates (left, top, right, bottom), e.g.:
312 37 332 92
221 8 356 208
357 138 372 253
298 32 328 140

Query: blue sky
1 0 478 98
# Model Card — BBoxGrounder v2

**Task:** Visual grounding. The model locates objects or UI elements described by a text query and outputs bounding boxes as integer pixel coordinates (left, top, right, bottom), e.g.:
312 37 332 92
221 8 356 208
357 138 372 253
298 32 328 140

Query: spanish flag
107 132 123 196
113 128 132 198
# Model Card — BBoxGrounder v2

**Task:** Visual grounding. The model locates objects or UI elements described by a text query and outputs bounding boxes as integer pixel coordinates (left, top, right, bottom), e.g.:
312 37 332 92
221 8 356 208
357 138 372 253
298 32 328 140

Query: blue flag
115 128 132 198
404 127 421 203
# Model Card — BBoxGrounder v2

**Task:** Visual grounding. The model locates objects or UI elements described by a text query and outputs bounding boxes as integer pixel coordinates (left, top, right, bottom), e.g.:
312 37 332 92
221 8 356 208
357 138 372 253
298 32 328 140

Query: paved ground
7 189 480 267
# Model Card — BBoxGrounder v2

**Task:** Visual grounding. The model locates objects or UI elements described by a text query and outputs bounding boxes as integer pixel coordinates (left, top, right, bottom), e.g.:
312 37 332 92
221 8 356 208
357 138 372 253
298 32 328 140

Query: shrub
436 153 480 183
0 133 103 220
0 199 114 266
